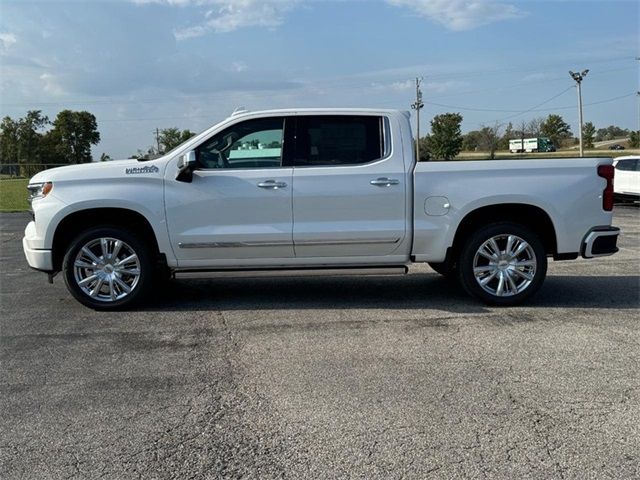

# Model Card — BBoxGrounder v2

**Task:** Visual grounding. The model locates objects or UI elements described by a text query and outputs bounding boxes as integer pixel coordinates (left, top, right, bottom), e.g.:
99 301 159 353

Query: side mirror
176 150 197 183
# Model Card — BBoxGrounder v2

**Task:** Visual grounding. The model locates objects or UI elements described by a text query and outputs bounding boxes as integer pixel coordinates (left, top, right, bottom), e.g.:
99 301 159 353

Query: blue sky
0 0 638 158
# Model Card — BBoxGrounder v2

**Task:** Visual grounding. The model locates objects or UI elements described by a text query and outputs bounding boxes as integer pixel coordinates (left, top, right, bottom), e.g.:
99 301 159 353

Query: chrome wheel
472 234 537 297
73 237 141 303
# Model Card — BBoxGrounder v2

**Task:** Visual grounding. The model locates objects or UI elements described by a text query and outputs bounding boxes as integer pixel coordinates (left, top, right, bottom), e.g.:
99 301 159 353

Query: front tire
458 223 547 306
62 226 154 310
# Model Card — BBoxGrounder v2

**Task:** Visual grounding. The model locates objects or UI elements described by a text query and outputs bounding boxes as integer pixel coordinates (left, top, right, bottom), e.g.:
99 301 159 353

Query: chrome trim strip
295 237 401 246
178 237 401 249
582 229 619 258
178 241 292 249
175 266 409 279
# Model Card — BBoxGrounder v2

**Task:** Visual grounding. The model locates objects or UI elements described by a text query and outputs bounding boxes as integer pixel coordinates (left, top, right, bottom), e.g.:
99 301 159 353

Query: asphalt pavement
1 208 639 479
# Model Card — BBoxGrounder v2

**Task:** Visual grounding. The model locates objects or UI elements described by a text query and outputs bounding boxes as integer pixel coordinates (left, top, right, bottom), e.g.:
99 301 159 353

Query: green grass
0 178 30 212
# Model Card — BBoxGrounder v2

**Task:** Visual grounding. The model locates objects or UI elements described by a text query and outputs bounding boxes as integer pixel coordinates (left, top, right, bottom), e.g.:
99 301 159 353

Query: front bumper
23 221 53 271
581 227 620 259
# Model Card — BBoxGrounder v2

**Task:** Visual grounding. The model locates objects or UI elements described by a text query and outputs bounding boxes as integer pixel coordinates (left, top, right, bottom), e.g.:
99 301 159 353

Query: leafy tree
129 147 160 160
0 111 49 169
478 123 502 159
500 122 514 150
417 136 431 161
158 128 196 153
100 153 112 162
462 130 482 151
595 125 629 142
0 116 20 165
582 122 596 149
44 110 100 164
629 130 640 149
541 114 572 148
428 113 463 160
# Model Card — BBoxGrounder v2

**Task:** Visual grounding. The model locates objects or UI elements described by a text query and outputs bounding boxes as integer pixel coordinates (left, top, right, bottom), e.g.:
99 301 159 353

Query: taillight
597 165 614 211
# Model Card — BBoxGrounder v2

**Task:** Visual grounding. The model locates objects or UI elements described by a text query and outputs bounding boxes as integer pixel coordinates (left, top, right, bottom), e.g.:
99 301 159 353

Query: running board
174 266 408 279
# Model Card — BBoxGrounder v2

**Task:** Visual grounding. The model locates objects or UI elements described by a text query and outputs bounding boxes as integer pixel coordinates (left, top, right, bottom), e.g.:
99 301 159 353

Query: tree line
417 113 638 161
0 110 100 167
2 109 637 171
129 128 196 160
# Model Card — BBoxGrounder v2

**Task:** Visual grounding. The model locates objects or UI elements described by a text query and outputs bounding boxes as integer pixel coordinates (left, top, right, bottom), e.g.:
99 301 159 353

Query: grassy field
0 179 30 212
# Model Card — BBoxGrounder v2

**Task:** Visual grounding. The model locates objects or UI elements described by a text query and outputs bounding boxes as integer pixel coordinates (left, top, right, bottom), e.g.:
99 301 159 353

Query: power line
88 91 637 126
418 91 634 117
423 86 574 114
0 59 635 109
497 86 575 122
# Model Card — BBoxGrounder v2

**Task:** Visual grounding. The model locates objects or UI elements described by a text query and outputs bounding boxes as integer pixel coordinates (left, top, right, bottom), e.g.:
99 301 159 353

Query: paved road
1 209 639 479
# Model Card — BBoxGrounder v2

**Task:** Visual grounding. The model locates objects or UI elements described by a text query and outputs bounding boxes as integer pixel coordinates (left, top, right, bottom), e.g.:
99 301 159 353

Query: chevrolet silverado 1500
23 108 620 309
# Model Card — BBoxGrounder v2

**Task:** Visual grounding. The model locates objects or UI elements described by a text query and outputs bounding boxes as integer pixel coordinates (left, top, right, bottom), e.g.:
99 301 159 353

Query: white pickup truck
23 108 620 309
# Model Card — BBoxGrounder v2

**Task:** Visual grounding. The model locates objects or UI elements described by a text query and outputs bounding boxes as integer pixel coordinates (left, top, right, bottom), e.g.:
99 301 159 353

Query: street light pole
411 77 424 161
569 69 589 157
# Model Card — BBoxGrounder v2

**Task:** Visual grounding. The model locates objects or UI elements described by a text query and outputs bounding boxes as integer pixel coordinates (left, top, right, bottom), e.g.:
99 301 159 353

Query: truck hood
29 158 166 184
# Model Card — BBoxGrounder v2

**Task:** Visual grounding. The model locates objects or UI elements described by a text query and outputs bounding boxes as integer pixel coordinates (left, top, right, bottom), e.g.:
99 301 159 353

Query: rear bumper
581 227 620 259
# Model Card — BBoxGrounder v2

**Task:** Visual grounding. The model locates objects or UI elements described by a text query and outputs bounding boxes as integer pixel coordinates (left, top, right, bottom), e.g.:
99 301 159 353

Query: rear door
290 114 408 258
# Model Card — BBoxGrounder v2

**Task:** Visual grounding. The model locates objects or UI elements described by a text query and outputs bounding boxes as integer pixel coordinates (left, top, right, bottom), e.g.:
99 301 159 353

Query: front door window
196 117 285 169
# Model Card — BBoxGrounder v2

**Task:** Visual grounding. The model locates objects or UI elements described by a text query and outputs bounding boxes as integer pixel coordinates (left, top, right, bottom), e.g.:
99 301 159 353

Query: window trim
288 114 393 169
193 116 291 171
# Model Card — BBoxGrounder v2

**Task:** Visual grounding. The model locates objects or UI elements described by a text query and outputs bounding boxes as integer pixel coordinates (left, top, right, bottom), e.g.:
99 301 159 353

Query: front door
164 116 294 267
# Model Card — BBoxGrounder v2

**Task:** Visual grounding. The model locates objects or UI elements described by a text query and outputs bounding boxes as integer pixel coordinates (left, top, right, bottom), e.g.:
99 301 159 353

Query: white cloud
135 0 521 38
424 79 469 93
0 33 17 53
230 61 249 72
390 79 413 91
39 73 65 95
131 0 299 39
387 0 522 30
132 0 194 5
522 72 552 82
371 78 468 94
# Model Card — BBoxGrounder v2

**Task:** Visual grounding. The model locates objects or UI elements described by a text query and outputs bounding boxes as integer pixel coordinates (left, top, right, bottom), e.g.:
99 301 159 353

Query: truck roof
229 108 410 119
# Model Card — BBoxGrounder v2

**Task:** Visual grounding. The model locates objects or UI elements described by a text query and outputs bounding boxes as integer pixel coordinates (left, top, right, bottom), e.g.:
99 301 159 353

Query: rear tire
62 226 154 310
457 223 547 306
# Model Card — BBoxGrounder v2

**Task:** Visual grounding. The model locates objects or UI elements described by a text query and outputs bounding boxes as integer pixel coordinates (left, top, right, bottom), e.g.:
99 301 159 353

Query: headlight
27 182 53 204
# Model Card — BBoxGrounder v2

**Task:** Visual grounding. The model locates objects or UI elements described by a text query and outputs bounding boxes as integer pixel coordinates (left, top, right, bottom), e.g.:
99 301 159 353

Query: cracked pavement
1 208 639 479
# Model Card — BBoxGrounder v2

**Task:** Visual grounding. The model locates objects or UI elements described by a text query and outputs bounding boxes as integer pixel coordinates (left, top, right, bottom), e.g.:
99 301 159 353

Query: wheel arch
449 203 558 262
51 207 163 272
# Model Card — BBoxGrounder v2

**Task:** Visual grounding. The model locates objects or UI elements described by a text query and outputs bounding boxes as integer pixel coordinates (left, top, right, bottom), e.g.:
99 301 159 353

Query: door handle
257 180 287 189
370 177 400 187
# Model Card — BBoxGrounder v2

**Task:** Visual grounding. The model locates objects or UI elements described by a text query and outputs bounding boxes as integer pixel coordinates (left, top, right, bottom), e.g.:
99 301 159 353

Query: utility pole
411 77 424 160
154 128 161 154
636 58 639 133
637 90 640 134
569 69 589 157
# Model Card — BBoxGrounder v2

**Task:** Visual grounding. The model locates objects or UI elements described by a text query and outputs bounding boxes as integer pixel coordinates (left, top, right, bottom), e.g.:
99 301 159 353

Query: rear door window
292 115 384 167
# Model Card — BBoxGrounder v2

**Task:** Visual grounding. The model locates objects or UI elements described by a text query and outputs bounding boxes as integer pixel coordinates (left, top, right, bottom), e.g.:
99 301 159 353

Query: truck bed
411 158 614 262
